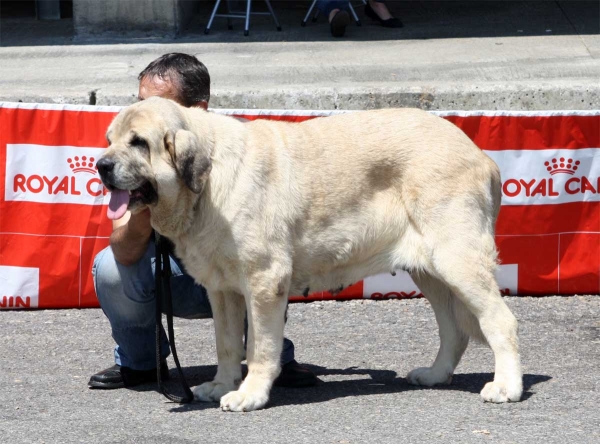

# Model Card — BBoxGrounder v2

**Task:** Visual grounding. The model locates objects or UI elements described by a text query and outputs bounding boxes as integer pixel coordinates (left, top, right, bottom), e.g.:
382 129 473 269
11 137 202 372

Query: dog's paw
193 381 236 403
406 367 453 387
480 381 522 403
220 389 269 412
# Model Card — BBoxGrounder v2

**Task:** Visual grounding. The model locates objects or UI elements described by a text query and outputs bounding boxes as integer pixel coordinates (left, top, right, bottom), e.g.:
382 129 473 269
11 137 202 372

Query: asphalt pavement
1 296 599 443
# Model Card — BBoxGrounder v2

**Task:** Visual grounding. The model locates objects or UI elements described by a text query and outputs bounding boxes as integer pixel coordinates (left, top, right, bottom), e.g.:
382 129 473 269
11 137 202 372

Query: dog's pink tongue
107 189 130 220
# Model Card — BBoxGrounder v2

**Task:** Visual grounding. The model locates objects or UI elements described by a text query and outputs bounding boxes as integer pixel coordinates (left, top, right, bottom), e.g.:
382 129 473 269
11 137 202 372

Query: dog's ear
164 129 212 194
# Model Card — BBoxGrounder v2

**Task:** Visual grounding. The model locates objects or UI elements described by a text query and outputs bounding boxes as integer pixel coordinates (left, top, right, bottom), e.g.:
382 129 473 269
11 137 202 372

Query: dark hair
138 53 210 107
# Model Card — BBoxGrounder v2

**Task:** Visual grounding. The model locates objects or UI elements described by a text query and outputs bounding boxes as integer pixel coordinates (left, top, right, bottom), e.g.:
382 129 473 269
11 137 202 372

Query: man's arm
110 209 153 266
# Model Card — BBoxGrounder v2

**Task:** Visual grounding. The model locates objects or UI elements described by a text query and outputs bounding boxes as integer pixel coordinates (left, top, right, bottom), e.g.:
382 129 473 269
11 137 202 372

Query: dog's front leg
220 275 289 412
194 290 246 403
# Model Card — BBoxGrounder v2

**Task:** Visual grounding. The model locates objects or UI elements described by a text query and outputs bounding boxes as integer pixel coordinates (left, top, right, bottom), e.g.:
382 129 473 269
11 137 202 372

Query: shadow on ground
127 364 550 412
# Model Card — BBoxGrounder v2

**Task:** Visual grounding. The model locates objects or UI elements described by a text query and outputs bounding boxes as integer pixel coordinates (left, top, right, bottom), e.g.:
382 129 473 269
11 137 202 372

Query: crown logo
67 156 97 174
544 157 580 176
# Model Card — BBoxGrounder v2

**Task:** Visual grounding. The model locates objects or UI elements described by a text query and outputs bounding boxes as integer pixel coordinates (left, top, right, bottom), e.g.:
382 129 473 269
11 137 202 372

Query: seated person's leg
91 243 316 389
317 0 351 37
92 243 168 372
166 255 213 320
278 316 319 387
317 0 348 17
365 0 403 27
89 243 211 388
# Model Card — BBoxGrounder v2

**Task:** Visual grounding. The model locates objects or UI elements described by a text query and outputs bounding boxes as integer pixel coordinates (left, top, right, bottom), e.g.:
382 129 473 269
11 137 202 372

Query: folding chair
205 0 282 36
301 0 367 27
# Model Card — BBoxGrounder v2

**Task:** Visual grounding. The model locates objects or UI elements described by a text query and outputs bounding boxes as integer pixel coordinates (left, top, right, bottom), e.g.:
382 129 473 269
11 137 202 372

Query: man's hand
109 209 153 266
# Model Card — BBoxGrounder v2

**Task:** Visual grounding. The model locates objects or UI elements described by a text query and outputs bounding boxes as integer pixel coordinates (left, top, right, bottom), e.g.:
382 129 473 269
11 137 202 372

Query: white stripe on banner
0 265 39 309
363 264 518 298
0 102 598 117
0 102 122 113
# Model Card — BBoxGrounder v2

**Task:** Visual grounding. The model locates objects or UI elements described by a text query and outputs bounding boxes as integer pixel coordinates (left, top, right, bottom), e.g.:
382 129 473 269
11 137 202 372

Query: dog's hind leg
194 290 246 403
220 271 290 412
431 234 522 403
406 273 470 387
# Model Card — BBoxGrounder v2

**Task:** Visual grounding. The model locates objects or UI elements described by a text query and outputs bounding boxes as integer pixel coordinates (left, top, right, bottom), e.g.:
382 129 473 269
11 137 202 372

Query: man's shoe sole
88 380 125 390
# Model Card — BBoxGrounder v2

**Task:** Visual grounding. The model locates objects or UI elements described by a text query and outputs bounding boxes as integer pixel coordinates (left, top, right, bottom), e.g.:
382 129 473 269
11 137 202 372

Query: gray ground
1 296 599 443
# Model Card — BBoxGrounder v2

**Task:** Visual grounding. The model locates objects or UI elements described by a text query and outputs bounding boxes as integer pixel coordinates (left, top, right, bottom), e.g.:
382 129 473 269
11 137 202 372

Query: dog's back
243 108 497 222
235 109 500 296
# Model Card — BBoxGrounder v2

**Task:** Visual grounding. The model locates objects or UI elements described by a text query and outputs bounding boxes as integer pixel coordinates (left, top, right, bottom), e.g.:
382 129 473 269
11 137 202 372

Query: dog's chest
173 238 239 293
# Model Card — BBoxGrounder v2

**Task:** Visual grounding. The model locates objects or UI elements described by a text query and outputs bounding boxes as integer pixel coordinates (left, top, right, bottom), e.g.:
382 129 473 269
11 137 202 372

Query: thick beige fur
100 97 522 411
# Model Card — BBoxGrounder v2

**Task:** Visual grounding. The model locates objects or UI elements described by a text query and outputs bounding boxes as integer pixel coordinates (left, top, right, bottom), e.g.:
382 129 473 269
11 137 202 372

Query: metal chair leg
302 0 318 27
206 0 279 36
205 0 223 34
348 2 361 26
264 0 282 31
244 0 251 36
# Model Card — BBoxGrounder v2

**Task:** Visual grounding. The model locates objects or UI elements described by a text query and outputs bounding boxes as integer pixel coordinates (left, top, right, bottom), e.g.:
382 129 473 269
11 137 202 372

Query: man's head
138 53 210 110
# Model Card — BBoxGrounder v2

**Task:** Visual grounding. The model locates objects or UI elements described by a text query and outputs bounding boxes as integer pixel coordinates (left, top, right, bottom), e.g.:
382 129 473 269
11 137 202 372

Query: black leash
155 231 194 403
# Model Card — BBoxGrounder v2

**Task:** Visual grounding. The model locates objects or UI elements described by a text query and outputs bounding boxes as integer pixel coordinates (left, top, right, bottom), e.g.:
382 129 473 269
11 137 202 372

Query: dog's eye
130 135 148 148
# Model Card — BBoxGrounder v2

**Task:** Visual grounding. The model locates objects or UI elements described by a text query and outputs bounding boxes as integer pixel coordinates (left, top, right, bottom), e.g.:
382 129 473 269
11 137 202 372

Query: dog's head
97 97 212 221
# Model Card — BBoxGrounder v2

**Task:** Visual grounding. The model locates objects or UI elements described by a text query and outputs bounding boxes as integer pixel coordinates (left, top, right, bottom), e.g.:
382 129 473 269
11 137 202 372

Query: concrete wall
178 0 198 32
36 0 61 20
73 0 189 36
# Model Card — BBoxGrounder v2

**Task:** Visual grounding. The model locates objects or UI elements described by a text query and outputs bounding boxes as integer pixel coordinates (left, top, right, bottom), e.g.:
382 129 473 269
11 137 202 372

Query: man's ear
164 129 212 194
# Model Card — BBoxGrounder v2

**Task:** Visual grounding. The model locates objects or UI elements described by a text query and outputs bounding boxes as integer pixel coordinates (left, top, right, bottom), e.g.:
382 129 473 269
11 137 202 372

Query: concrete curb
5 82 600 111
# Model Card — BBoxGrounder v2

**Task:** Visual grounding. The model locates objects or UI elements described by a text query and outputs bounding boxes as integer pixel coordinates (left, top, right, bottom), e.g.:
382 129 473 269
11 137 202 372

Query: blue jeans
92 243 295 371
317 0 384 16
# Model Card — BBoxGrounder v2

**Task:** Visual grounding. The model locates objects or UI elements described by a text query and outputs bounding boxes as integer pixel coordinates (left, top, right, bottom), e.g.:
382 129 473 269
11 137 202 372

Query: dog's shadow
268 365 550 408
159 364 551 412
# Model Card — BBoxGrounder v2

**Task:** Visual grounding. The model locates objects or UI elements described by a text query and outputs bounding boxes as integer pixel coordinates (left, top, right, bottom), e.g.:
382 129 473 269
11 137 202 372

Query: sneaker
88 361 169 389
274 360 320 388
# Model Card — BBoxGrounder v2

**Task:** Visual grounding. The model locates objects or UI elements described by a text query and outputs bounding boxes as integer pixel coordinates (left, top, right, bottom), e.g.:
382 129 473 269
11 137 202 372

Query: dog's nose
96 158 114 177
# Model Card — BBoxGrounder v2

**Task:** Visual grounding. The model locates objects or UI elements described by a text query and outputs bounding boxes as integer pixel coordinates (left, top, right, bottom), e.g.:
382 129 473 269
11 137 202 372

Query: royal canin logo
545 157 580 175
5 144 110 205
13 155 106 197
68 155 98 174
363 265 518 299
500 156 600 200
482 148 600 205
0 296 32 308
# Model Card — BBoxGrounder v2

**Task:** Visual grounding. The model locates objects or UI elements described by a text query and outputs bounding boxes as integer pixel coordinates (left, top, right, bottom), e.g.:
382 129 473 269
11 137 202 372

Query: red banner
1 103 598 309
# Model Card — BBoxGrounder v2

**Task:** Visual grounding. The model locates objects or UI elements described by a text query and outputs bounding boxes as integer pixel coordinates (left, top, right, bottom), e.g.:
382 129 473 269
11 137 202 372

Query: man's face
138 74 208 110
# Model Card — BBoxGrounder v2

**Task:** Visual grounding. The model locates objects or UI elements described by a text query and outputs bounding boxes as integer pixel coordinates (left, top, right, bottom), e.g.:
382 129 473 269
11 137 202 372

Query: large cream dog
97 97 522 412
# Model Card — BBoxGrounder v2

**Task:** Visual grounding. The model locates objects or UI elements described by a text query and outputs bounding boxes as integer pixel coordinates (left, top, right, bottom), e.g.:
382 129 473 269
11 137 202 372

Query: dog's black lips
130 181 158 205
